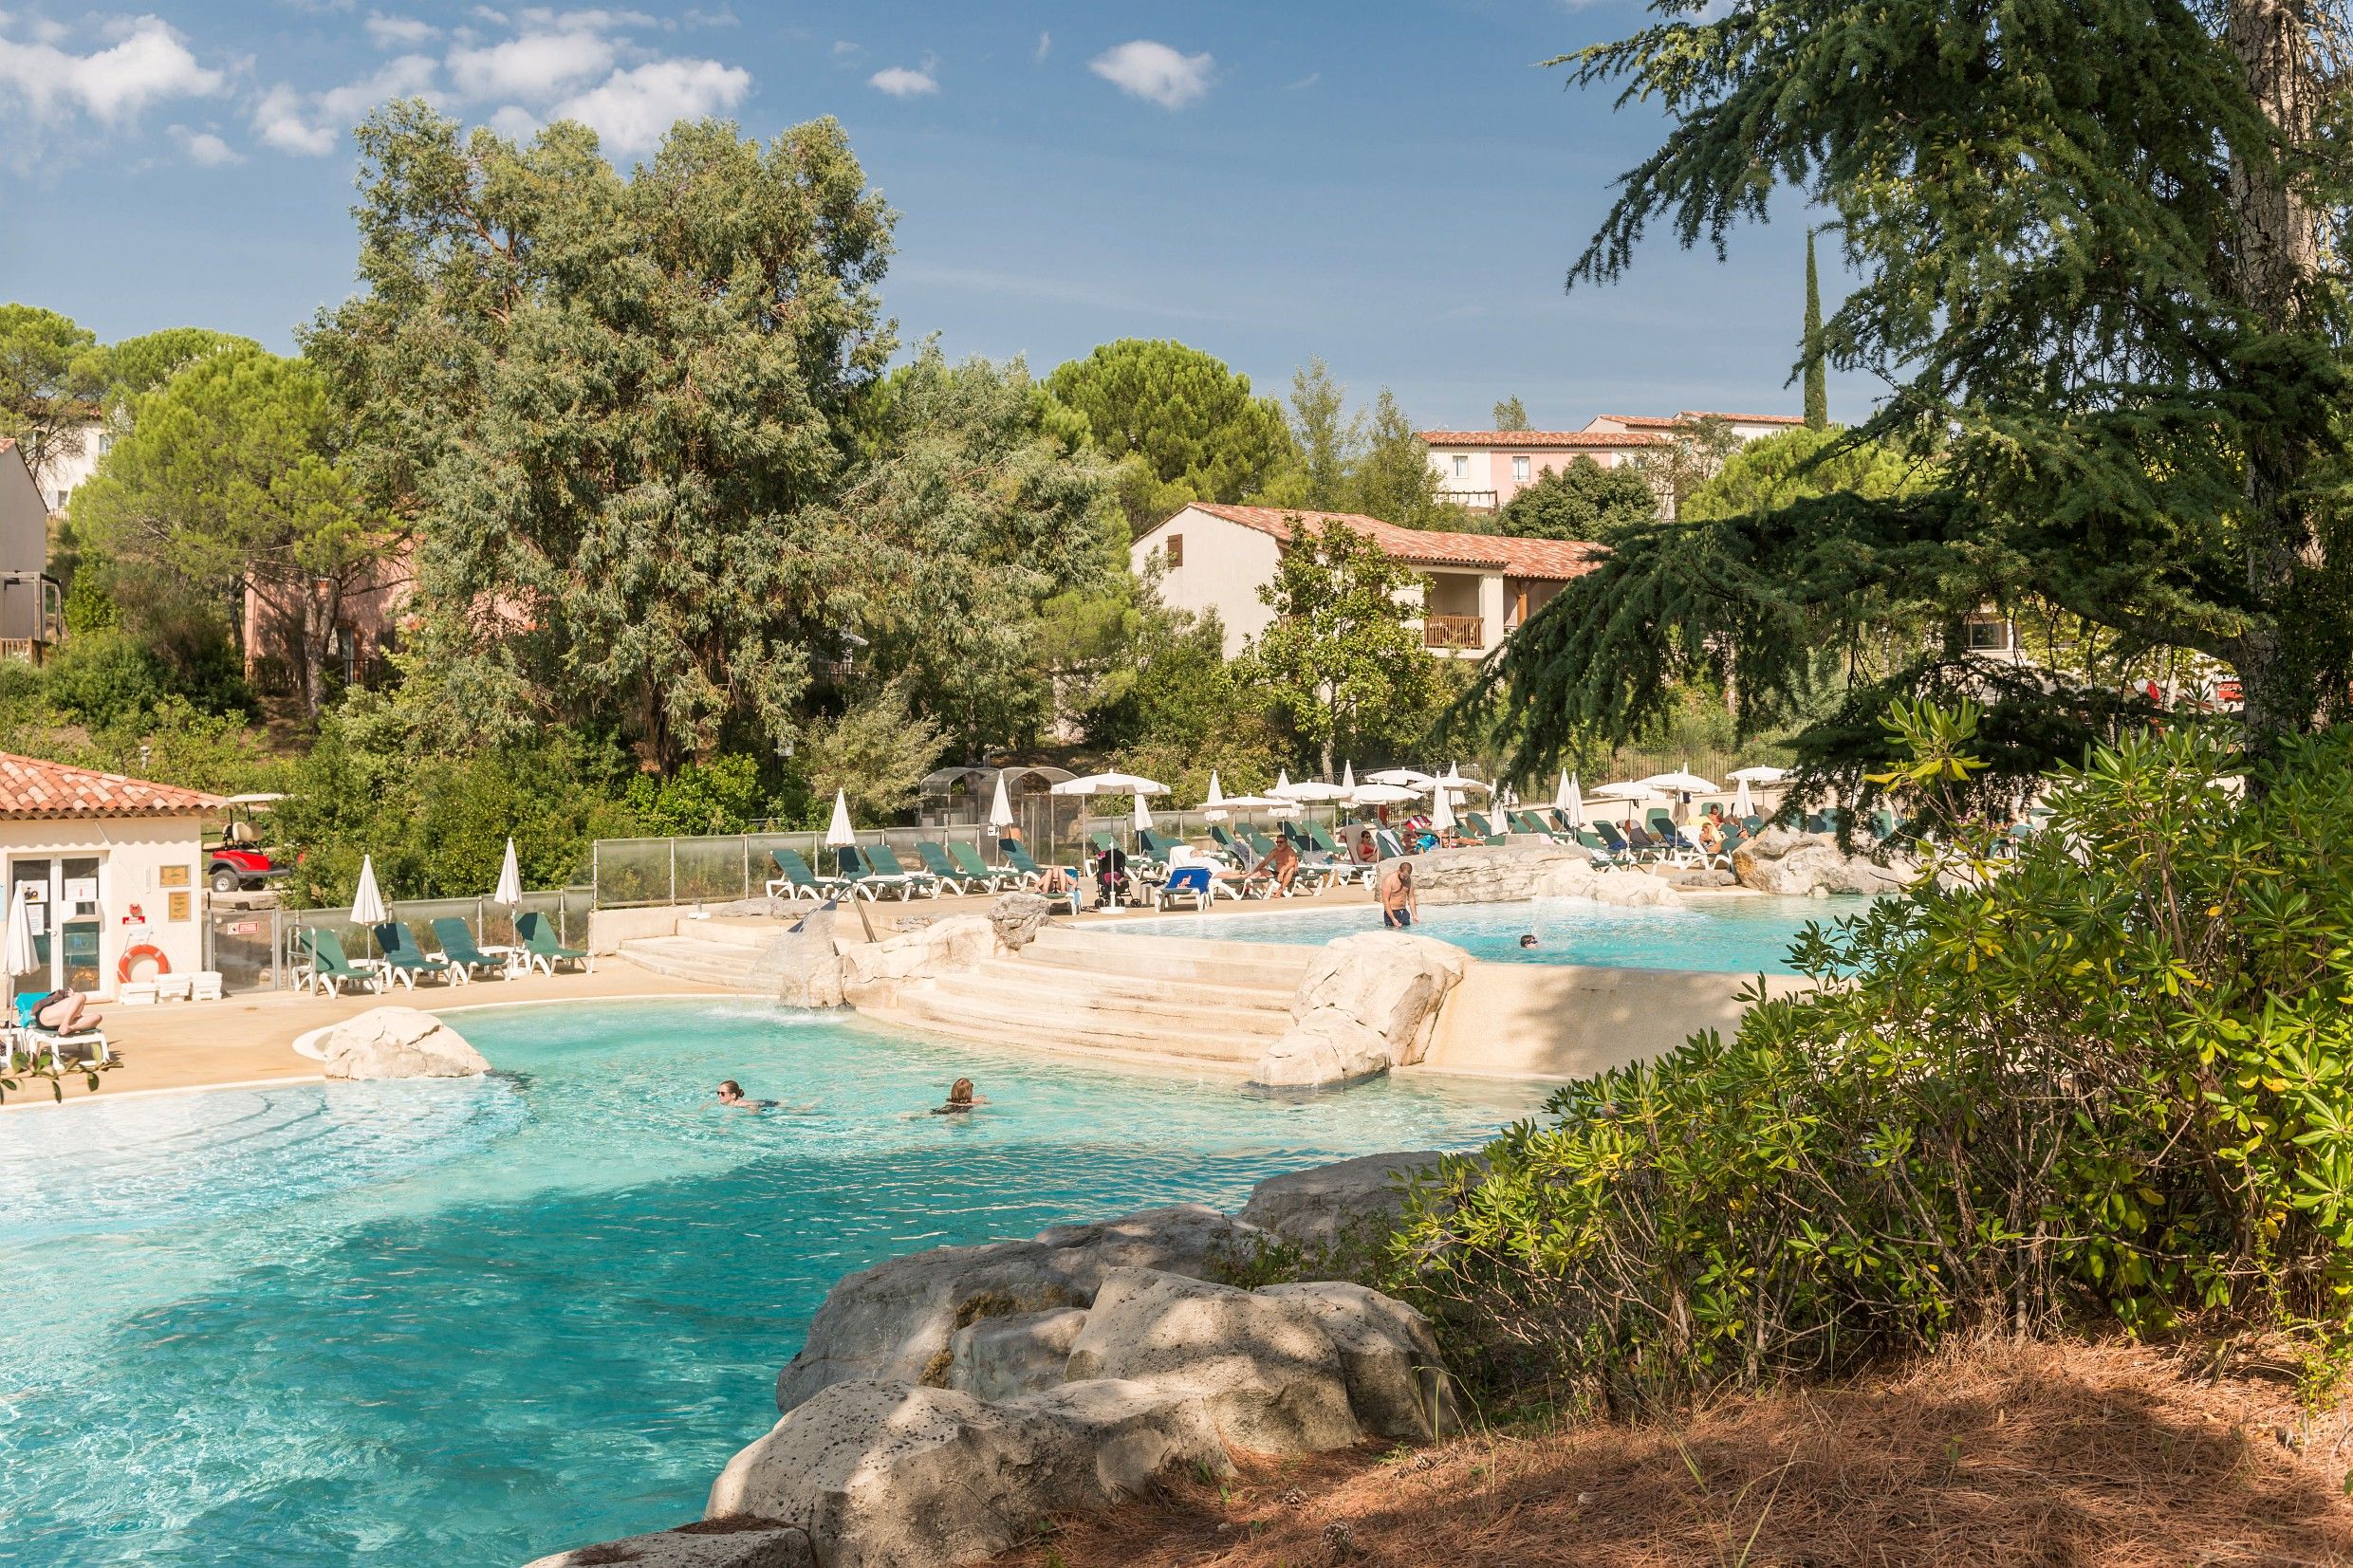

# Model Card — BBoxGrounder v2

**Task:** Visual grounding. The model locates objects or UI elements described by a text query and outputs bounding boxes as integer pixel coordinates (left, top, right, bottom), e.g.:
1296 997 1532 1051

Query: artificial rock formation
707 1377 1232 1568
316 1006 489 1079
525 1522 816 1568
531 1157 1464 1568
1534 856 1687 907
1732 826 1916 896
1251 932 1468 1090
1237 1149 1450 1251
833 915 1003 1005
1405 842 1593 905
774 1203 1259 1411
985 890 1055 950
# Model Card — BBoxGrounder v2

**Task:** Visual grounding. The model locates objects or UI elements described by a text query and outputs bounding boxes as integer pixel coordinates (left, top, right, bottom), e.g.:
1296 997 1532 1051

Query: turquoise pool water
1115 894 1854 975
0 1000 1536 1568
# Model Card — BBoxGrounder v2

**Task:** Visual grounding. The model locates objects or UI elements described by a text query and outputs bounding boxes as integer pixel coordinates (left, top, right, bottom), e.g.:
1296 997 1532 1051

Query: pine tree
1479 0 2353 803
1493 396 1531 432
1802 231 1827 431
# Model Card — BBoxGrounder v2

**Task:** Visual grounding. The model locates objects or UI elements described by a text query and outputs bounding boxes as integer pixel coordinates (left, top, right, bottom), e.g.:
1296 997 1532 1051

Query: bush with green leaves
1392 722 2353 1411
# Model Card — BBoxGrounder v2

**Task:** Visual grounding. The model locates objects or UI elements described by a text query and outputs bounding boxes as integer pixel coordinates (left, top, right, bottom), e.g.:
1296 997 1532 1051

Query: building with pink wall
1418 411 1806 510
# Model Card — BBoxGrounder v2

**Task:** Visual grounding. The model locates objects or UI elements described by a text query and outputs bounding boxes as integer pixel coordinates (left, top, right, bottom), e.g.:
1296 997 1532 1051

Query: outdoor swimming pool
1115 893 1858 974
0 999 1535 1568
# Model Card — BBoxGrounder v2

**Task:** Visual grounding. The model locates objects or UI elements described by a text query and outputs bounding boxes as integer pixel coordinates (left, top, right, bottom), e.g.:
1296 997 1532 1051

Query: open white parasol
1728 765 1790 784
1050 772 1168 911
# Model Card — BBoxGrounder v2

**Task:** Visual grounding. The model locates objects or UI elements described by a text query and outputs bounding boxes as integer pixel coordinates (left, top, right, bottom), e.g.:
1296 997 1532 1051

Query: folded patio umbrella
350 854 388 960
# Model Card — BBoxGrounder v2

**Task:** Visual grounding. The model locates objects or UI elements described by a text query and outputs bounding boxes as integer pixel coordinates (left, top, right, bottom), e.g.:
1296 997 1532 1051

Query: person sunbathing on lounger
31 988 102 1033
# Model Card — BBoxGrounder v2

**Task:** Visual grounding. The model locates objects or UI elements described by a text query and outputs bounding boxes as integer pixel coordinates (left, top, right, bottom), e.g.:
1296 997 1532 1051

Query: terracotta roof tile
1416 430 1666 449
1176 504 1606 581
0 753 226 821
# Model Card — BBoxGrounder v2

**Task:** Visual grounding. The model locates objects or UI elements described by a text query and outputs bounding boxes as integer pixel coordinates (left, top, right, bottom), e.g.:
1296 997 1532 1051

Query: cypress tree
1801 230 1827 431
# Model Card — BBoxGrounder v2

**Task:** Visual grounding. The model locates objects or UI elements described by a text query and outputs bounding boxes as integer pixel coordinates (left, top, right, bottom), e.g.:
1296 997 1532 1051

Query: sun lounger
768 847 853 904
947 840 1016 892
9 997 110 1069
372 921 451 988
517 912 592 974
1157 865 1215 911
913 839 982 894
298 926 379 997
431 917 509 983
839 844 924 900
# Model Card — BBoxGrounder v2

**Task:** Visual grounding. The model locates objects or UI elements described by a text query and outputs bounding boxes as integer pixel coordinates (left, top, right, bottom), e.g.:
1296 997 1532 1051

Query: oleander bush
1391 723 2353 1411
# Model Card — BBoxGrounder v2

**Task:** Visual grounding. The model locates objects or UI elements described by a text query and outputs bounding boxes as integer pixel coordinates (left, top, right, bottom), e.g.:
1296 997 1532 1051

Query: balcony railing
0 637 46 665
1423 614 1485 650
1439 489 1499 510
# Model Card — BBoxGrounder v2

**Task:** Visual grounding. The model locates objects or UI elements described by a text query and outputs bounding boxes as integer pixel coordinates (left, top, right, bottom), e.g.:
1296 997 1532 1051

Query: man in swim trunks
1378 859 1417 929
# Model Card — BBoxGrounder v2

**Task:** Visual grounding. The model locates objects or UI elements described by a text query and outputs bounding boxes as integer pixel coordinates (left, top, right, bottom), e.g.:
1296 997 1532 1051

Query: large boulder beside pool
1251 932 1467 1090
1238 1149 1450 1252
1534 855 1687 907
531 1170 1465 1568
1404 842 1592 905
709 1376 1232 1568
1064 1267 1363 1451
524 1522 816 1568
317 1007 489 1080
1732 826 1916 896
773 1203 1266 1411
986 891 1056 950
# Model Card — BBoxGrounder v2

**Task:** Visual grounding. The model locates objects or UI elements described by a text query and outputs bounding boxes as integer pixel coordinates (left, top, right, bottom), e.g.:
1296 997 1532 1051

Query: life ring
119 944 171 985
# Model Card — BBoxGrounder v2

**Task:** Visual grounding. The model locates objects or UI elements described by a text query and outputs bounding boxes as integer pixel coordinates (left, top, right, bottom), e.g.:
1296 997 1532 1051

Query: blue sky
0 2 1863 431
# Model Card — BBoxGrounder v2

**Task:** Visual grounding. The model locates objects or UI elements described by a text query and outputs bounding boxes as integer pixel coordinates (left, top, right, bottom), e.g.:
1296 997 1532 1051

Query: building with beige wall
1131 502 1603 659
1 754 222 1002
1419 410 1805 512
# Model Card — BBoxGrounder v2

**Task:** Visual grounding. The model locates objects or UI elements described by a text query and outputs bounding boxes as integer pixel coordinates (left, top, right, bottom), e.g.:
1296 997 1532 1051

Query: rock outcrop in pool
524 1153 1459 1568
316 1006 491 1079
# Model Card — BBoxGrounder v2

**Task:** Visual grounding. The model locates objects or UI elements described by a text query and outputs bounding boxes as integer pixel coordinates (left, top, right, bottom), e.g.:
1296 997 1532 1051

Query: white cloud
364 12 440 48
1034 30 1050 63
253 54 436 157
489 102 541 139
549 58 749 155
447 25 615 98
1088 40 1213 110
0 15 226 125
830 39 861 59
171 124 243 165
1286 71 1320 90
868 57 936 99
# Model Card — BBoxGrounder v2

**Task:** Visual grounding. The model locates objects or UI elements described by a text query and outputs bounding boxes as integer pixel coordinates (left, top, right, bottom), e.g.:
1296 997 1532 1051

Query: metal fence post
669 840 677 907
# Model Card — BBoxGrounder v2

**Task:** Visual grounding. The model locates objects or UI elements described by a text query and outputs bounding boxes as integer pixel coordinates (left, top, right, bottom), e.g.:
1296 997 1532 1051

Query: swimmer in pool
1519 932 1539 949
714 1079 778 1110
931 1077 985 1116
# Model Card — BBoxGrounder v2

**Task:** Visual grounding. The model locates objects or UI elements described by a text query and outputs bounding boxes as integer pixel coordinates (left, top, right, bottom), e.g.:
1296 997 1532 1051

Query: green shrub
1390 724 2353 1412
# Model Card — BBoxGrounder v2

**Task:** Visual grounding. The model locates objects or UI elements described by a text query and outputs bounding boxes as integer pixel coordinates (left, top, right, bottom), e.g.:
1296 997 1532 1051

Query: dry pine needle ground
998 1337 2353 1567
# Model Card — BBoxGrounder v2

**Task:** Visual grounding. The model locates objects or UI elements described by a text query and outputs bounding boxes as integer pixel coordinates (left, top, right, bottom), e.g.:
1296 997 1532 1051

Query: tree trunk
2225 0 2327 757
300 580 329 719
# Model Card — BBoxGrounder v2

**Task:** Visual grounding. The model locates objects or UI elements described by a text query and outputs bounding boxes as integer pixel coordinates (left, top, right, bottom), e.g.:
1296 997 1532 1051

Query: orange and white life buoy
118 944 170 985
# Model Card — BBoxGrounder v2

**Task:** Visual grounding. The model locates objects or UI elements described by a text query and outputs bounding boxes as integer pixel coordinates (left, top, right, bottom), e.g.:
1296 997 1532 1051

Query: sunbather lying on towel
29 988 102 1033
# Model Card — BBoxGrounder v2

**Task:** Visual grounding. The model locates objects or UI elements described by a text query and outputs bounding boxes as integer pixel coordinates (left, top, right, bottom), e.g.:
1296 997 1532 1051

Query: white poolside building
1130 502 1605 659
1 753 221 1002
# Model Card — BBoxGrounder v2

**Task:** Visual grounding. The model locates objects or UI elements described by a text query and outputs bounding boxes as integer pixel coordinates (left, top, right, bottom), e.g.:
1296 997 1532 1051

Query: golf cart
207 793 292 895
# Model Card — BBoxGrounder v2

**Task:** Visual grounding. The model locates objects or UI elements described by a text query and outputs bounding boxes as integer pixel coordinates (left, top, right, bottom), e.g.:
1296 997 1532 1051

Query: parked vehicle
208 794 292 894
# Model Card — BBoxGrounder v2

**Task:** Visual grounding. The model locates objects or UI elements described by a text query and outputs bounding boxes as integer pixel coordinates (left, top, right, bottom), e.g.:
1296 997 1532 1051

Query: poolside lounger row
295 914 590 997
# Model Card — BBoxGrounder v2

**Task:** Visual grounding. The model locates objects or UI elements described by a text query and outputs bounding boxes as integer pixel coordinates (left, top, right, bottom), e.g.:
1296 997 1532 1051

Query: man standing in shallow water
1379 859 1418 930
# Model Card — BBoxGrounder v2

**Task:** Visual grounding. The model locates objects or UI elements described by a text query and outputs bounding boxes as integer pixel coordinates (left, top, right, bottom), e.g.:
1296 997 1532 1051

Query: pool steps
614 920 1315 1067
